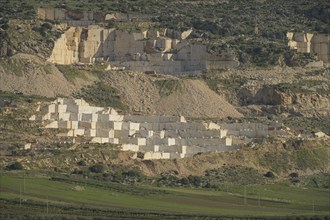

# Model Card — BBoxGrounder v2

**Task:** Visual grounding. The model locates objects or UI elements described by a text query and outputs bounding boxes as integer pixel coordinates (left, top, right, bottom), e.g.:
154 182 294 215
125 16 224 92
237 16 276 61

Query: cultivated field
1 173 329 219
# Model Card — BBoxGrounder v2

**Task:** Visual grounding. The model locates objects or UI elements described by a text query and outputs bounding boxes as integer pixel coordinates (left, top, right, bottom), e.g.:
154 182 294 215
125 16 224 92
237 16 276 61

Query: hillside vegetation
0 0 329 66
1 0 329 34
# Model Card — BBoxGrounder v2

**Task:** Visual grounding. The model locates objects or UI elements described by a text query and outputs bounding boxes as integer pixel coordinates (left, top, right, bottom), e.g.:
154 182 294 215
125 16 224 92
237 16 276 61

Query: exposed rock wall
37 8 138 25
38 8 97 25
238 84 330 117
48 27 81 64
287 32 330 67
48 26 239 74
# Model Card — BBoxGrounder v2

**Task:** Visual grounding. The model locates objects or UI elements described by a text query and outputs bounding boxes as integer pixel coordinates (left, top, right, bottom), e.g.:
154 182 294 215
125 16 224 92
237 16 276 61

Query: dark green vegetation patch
76 82 128 112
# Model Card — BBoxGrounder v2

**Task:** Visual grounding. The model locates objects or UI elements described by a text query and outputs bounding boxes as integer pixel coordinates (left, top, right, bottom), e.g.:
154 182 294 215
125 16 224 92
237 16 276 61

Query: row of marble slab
29 98 239 159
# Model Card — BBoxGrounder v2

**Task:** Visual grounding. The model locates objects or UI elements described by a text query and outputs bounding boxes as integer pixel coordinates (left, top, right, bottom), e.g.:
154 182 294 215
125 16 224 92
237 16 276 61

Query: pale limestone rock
181 29 193 40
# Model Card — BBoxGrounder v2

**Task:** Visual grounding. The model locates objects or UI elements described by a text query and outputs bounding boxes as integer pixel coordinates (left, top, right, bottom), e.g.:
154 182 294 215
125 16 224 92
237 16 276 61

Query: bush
289 172 299 178
77 82 128 112
6 162 23 170
187 175 202 187
264 171 275 178
41 22 52 30
77 160 87 166
89 164 105 173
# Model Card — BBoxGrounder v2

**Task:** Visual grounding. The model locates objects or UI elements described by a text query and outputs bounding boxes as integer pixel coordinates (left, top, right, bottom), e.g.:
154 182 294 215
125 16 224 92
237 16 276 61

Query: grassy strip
1 174 329 217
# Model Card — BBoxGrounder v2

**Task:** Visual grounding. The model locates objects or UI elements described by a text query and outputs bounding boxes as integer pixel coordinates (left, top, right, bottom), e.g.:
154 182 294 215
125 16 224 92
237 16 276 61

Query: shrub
77 160 87 166
72 169 85 175
6 162 23 170
289 172 299 178
188 175 202 187
264 171 275 178
89 164 105 173
122 169 145 183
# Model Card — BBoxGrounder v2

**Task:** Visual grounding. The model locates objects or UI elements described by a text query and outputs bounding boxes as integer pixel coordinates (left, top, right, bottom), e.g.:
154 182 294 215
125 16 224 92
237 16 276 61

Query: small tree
89 164 105 173
77 160 87 166
264 171 275 178
289 172 299 178
6 162 23 170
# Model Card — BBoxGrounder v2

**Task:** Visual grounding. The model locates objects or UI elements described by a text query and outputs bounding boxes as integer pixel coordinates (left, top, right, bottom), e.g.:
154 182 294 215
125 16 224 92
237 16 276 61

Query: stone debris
30 98 288 160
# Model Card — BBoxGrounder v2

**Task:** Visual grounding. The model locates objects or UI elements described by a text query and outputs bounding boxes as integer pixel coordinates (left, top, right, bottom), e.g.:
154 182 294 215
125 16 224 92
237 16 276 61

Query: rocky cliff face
238 84 330 117
0 31 14 56
0 19 60 58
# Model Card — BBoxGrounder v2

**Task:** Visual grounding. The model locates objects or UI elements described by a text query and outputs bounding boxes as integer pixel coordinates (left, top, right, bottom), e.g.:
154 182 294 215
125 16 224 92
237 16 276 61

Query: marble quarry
29 98 287 160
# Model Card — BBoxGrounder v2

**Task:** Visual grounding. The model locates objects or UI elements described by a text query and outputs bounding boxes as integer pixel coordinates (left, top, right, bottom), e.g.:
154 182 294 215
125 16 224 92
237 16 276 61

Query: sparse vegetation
294 148 329 171
154 79 183 97
283 116 330 135
76 82 128 112
203 72 247 93
1 0 329 66
89 164 105 173
56 65 89 83
275 80 330 95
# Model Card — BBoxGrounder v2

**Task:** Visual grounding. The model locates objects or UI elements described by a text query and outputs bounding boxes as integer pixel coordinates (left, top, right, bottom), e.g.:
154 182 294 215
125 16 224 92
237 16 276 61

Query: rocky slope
0 54 86 97
102 72 243 118
2 137 329 183
0 58 243 118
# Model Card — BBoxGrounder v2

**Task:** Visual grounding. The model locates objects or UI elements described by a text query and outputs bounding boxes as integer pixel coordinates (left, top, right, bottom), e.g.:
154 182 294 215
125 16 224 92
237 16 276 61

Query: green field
1 173 329 219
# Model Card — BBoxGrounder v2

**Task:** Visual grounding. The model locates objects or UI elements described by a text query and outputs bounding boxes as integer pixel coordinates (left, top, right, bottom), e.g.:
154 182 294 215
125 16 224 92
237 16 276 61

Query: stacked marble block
221 122 287 140
30 98 237 159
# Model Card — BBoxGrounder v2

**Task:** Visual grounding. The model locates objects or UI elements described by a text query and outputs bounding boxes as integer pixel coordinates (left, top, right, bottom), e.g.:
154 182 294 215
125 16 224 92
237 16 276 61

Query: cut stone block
48 104 56 113
119 137 146 145
58 112 70 121
42 113 52 120
109 138 119 144
45 121 58 128
82 113 98 122
143 151 170 160
68 121 79 129
96 129 113 138
57 104 68 113
109 114 124 121
78 121 96 129
58 121 69 129
220 129 227 138
67 129 85 137
167 138 175 146
129 122 140 130
121 144 139 152
207 122 221 130
97 114 109 121
113 122 123 130
159 145 182 153
138 145 155 152
91 137 109 143
96 121 114 129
